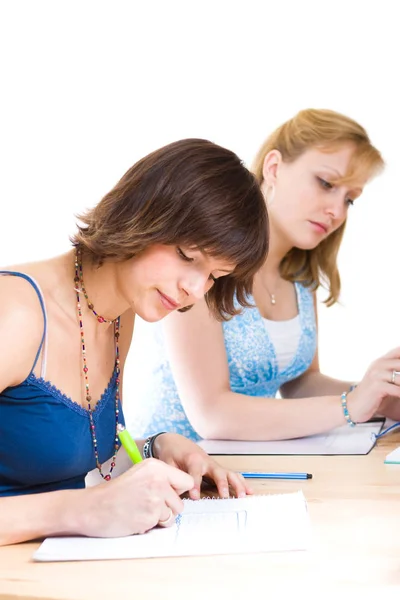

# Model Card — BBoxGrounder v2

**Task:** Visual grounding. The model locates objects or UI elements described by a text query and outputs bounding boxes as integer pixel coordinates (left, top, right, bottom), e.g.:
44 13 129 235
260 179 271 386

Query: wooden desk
1 433 400 599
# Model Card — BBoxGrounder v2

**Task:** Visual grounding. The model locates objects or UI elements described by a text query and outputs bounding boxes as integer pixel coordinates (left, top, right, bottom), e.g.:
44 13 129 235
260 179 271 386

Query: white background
1 0 399 407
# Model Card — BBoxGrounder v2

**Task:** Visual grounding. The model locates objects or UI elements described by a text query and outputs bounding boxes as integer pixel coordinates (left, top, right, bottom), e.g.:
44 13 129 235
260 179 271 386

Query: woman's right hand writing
74 459 194 538
347 347 400 423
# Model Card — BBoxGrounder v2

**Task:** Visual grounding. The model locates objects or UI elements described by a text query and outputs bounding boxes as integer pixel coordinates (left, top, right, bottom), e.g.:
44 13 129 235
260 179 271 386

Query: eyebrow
320 165 344 177
197 249 234 274
320 165 363 194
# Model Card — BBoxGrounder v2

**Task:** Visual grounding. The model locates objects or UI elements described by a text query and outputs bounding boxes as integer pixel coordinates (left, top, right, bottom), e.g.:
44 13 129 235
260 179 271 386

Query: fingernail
239 491 246 498
191 488 200 499
222 487 229 498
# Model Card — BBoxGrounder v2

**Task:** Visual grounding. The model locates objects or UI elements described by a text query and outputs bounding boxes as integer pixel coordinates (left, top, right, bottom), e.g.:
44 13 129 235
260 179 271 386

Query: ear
262 150 282 185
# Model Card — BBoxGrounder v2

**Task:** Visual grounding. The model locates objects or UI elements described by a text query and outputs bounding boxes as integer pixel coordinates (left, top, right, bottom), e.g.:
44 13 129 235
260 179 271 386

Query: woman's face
117 245 235 322
263 144 368 250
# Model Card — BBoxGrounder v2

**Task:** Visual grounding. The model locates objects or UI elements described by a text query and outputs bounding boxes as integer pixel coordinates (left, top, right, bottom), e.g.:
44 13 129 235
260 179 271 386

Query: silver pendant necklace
261 277 279 306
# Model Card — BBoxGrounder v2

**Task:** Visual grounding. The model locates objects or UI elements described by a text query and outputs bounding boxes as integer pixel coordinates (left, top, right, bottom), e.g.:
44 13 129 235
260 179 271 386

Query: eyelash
177 247 217 283
317 177 333 191
317 178 354 207
176 247 193 262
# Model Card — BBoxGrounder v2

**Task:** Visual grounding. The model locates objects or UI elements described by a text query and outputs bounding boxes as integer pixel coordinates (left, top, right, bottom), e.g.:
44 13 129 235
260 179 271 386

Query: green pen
117 424 143 464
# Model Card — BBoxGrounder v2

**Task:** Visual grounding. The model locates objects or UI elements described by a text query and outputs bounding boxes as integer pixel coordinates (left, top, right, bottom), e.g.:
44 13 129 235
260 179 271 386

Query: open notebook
33 491 310 561
198 420 384 456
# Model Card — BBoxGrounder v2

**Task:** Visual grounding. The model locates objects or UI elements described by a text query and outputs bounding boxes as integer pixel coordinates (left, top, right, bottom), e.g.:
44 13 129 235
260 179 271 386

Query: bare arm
163 296 400 441
0 284 86 545
0 488 86 546
163 298 347 441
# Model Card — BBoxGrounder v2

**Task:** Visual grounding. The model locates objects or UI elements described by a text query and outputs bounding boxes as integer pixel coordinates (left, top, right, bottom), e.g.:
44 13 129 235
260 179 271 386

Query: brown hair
72 138 269 320
252 109 384 305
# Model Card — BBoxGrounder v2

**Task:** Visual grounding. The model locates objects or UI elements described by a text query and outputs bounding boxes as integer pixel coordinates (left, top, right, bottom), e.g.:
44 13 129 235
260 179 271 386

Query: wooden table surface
1 432 400 599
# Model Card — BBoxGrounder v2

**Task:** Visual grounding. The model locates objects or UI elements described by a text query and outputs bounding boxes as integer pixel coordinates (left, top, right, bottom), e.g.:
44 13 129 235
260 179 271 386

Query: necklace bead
74 248 115 325
74 246 120 480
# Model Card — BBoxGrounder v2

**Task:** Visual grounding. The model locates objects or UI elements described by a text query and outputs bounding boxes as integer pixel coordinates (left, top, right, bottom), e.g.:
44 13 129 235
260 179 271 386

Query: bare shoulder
0 273 46 389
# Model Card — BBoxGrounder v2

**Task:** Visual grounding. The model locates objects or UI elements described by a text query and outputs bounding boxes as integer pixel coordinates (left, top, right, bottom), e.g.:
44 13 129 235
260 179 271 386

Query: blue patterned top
129 282 317 441
0 271 124 497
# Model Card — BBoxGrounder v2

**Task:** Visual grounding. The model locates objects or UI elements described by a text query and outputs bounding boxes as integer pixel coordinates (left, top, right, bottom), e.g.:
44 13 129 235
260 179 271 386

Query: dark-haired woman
0 138 268 545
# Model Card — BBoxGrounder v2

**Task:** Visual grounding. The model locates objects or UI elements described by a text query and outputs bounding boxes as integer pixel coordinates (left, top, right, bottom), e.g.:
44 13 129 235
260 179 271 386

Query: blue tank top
128 282 317 441
0 271 124 497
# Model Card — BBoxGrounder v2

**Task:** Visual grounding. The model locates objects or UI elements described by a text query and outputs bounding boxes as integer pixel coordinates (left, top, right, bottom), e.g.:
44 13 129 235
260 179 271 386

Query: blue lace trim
25 367 118 421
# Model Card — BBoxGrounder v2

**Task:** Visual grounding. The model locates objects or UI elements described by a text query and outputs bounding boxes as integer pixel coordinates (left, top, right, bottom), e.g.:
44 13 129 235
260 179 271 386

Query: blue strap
0 271 47 377
373 421 400 440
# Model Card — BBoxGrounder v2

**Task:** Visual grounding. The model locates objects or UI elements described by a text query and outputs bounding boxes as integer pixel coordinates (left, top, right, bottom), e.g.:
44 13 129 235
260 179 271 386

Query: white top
262 315 301 371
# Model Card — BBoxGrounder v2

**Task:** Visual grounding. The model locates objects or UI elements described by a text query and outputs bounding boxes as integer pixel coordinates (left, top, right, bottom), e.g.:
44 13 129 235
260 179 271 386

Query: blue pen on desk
240 472 312 480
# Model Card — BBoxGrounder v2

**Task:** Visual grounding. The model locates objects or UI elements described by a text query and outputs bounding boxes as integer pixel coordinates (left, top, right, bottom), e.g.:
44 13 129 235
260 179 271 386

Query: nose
180 271 213 301
324 193 347 223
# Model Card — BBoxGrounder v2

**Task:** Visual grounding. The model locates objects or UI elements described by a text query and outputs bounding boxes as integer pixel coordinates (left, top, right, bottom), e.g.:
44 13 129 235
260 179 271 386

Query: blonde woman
129 109 400 441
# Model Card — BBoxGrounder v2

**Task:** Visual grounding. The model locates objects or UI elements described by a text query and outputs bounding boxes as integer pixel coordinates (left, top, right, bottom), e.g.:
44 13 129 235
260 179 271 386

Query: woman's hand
347 347 400 423
153 433 253 500
76 458 194 538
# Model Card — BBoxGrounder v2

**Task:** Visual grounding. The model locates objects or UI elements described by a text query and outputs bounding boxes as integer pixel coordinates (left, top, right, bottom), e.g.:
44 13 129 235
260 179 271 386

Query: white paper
198 421 384 456
33 491 310 561
384 446 400 464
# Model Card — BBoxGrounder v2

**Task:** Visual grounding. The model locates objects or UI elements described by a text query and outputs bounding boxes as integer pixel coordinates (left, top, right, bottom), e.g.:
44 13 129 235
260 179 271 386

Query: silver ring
391 370 400 384
158 508 175 528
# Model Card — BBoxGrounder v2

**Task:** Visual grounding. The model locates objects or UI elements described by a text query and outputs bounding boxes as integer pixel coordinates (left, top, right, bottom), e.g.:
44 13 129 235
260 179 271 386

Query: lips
309 221 329 234
157 290 181 310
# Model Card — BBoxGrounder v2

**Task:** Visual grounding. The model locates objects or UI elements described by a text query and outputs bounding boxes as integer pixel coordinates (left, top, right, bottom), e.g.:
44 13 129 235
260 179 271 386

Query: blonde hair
252 109 384 305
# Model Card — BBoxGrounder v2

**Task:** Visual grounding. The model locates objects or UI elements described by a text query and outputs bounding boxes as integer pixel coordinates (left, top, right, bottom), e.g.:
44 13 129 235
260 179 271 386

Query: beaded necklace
74 246 120 481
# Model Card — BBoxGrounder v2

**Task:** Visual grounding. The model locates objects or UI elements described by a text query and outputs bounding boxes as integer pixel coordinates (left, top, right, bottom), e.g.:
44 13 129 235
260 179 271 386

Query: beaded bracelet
142 432 168 459
341 391 356 427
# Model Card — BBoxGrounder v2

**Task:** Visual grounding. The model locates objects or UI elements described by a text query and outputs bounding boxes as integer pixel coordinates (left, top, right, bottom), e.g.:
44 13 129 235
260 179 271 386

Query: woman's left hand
153 433 253 500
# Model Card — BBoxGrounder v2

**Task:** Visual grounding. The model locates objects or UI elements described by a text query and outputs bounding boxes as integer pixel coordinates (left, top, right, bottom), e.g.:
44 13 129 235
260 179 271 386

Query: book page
33 491 310 562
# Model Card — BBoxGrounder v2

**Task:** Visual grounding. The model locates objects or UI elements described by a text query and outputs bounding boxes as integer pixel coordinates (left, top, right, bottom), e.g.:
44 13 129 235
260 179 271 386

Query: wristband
341 391 356 427
142 432 167 459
